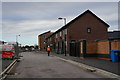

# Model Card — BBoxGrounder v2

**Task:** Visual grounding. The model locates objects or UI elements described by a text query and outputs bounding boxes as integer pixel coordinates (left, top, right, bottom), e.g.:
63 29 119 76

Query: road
7 51 109 78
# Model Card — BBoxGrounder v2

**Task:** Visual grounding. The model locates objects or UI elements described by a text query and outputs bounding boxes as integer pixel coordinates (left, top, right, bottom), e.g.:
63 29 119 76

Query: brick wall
82 40 120 59
86 41 97 54
111 41 120 50
97 41 110 54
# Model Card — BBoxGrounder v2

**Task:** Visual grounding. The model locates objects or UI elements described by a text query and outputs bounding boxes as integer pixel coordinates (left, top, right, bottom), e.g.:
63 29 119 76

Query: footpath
50 52 120 76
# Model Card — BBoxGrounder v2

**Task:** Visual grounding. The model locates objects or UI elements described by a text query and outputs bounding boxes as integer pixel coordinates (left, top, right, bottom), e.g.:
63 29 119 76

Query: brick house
47 10 109 55
46 34 55 51
38 31 52 51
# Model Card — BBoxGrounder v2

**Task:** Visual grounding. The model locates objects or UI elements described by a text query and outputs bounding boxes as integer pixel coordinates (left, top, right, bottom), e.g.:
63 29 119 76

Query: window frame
87 28 91 33
60 32 62 37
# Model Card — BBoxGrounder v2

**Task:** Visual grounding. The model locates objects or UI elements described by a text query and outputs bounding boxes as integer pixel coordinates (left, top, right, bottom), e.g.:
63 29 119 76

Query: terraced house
38 31 52 51
46 10 109 55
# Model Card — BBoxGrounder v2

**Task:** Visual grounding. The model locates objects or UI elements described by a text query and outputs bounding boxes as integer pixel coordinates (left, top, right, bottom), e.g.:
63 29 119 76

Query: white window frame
44 41 46 44
65 29 67 34
87 28 91 33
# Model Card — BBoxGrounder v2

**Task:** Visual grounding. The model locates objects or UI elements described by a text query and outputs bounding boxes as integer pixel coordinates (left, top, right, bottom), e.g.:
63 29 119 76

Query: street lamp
58 17 67 56
58 17 66 25
16 35 20 43
15 35 21 59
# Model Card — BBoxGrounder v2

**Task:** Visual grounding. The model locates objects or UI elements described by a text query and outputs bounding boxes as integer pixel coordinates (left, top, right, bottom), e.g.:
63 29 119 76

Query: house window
60 32 62 37
87 28 91 33
44 41 46 44
65 29 67 34
44 36 46 39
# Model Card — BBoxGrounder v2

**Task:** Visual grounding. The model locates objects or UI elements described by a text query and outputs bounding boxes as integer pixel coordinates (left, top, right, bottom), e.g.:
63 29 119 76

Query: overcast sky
1 1 119 46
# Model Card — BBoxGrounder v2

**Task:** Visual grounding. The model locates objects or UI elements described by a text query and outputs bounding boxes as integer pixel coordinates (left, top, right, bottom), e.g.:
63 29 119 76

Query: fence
70 40 120 60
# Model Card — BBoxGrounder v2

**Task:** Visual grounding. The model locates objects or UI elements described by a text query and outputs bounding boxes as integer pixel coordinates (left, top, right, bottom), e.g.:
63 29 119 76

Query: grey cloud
2 2 118 22
2 2 118 45
2 2 118 30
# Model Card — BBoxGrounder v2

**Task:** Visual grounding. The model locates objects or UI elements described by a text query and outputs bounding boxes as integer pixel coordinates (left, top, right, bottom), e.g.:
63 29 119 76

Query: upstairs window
63 29 67 35
65 29 67 34
44 36 47 39
44 41 46 44
60 32 62 37
87 28 91 33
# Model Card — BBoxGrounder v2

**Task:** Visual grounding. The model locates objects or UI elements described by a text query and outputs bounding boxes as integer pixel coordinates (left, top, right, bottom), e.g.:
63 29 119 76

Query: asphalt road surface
7 51 109 78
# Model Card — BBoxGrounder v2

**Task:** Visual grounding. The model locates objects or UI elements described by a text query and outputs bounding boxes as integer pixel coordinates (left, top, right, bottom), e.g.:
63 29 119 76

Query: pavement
6 51 111 79
49 51 120 76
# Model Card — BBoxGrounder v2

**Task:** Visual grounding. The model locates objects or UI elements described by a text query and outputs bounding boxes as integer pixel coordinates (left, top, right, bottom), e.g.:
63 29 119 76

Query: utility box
110 50 119 62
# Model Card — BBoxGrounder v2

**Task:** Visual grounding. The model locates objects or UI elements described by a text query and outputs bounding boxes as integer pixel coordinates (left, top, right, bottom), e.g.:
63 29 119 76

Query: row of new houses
38 10 120 59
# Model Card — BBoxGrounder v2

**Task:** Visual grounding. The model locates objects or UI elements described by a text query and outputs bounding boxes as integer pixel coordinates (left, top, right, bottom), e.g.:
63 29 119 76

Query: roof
47 10 109 38
38 31 51 36
108 31 120 39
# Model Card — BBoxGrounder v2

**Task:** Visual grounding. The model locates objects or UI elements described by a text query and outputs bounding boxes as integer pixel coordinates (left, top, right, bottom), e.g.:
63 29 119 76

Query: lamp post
58 17 67 56
16 35 20 58
16 35 20 43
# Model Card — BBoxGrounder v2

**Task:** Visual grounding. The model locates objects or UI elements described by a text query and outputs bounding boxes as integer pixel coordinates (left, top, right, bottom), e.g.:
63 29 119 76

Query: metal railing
0 59 17 80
